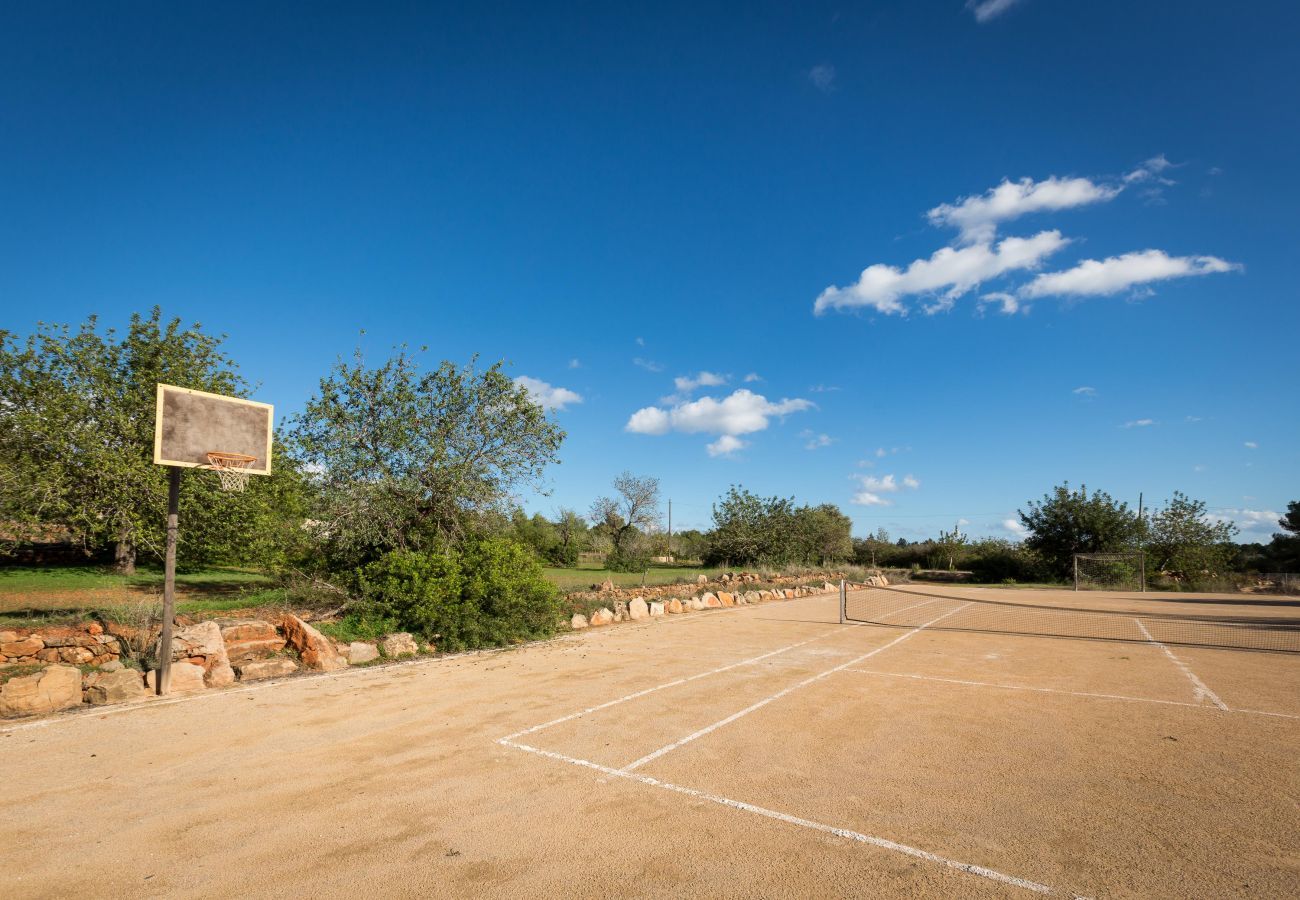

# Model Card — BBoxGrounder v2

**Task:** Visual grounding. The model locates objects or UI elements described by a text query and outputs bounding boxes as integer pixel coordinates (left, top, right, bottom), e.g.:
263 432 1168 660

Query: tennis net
841 585 1300 653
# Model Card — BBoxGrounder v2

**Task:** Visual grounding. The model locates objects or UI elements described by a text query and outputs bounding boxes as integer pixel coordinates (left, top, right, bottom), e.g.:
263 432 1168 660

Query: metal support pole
156 466 181 696
1073 555 1079 592
839 578 846 625
1140 552 1146 593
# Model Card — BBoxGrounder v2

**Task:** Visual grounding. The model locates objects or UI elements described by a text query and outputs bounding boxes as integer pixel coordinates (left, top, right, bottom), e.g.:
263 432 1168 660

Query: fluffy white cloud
674 371 728 393
1244 441 1258 449
1124 155 1174 185
978 291 1023 315
814 231 1068 316
1207 508 1281 533
743 372 762 383
1022 250 1239 298
928 177 1118 244
850 472 920 506
514 376 583 412
707 435 747 458
902 474 921 489
626 389 814 452
1001 518 1028 536
853 490 891 507
966 0 1026 23
804 432 834 450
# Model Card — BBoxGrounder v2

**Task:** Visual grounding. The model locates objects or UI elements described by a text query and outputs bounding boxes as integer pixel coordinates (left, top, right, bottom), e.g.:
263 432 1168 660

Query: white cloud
1207 508 1281 533
632 357 663 373
978 291 1023 315
808 384 841 393
1123 155 1174 185
674 371 728 393
1022 250 1239 299
814 231 1068 316
928 177 1118 244
1244 441 1258 449
853 473 920 495
1001 518 1028 536
626 389 814 452
852 490 891 507
957 518 971 526
1124 418 1155 428
808 63 836 93
635 336 645 347
875 447 887 458
514 376 583 412
1072 386 1096 397
742 372 762 383
902 474 921 489
568 358 581 369
706 435 747 458
966 0 1026 23
1185 415 1203 423
804 433 834 450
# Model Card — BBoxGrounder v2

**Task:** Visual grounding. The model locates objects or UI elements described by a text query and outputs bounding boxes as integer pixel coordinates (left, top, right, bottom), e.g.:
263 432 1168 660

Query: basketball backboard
153 384 274 475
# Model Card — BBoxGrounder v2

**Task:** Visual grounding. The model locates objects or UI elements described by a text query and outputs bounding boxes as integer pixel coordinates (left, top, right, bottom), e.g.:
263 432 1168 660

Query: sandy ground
2 588 1298 898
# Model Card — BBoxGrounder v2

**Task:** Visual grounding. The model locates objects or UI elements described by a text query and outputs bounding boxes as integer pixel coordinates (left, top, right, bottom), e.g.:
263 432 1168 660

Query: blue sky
1 1 1295 540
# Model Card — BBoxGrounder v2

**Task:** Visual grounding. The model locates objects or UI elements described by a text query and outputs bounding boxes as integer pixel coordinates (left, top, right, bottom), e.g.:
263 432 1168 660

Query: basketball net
206 452 257 493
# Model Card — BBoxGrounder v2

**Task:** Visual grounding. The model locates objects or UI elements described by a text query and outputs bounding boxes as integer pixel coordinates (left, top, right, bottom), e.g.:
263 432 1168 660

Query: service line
1134 618 1229 711
616 601 971 773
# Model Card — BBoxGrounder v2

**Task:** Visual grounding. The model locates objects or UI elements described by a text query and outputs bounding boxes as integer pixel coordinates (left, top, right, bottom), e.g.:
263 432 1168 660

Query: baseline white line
497 737 1063 895
503 596 947 743
617 602 971 773
1134 619 1229 711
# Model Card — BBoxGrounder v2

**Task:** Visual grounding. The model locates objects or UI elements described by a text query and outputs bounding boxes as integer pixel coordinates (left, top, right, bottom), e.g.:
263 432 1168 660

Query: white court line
503 596 947 743
617 602 971 773
498 738 1067 896
1134 619 1230 711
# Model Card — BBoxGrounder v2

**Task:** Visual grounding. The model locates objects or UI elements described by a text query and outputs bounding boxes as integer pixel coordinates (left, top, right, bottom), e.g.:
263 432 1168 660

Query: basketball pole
157 466 181 696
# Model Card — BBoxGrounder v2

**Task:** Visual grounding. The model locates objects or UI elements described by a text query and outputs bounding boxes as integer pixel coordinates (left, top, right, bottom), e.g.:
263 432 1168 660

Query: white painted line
617 602 971 773
1134 619 1230 711
498 737 1063 896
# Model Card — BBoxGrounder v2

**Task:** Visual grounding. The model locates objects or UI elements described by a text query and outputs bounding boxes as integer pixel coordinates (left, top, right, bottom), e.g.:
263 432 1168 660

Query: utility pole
667 499 672 561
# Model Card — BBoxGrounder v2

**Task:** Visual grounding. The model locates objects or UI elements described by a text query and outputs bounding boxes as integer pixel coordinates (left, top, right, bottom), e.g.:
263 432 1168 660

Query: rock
784 589 795 599
696 575 708 585
0 630 17 644
379 633 419 658
878 575 889 586
1 636 43 658
235 657 299 681
220 620 286 662
628 598 650 621
590 608 615 626
717 592 734 607
146 661 207 694
648 601 665 617
85 669 147 706
99 659 124 673
280 616 348 671
744 591 759 603
613 600 629 619
688 598 706 611
58 646 95 665
0 665 82 717
823 581 836 592
156 620 238 687
702 593 722 609
667 598 683 614
348 642 379 664
599 580 615 592
570 614 589 629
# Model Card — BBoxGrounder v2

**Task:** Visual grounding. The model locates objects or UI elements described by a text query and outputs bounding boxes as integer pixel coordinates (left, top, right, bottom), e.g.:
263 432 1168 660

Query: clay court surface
3 587 1298 898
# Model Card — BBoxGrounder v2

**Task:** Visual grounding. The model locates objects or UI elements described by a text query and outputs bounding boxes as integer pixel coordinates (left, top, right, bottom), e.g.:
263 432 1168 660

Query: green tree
705 486 773 566
1262 501 1300 572
1146 492 1238 583
1018 483 1141 579
550 507 588 567
588 472 660 566
288 347 564 573
798 504 853 565
0 309 294 572
935 523 969 571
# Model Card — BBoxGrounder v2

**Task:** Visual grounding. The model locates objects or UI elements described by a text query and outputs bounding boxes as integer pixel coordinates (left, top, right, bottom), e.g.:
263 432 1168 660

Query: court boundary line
496 737 1067 896
1134 619 1229 711
616 602 971 773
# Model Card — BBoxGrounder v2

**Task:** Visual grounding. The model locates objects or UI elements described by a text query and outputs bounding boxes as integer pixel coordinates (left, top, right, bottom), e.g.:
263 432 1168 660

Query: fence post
839 578 846 624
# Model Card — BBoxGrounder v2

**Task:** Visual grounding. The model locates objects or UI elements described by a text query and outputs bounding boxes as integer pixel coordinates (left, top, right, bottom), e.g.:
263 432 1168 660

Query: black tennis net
841 585 1300 653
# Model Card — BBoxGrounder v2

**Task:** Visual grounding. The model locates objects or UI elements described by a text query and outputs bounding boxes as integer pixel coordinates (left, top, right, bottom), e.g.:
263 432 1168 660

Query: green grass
542 564 721 593
0 565 269 594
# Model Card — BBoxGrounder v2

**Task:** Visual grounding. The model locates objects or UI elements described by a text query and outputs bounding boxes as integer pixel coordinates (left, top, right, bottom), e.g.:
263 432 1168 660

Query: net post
1140 551 1146 593
1073 555 1079 592
839 579 846 625
157 466 181 696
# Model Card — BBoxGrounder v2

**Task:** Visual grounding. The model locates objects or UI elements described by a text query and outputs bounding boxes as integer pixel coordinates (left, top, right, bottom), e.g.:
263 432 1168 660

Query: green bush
546 542 579 568
356 536 562 652
605 549 650 573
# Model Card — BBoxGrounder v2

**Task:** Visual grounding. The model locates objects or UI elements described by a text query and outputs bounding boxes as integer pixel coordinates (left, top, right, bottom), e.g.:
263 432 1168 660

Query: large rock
717 591 734 607
84 669 147 706
628 598 650 621
599 580 615 592
235 658 299 681
783 589 795 599
348 642 379 664
648 601 665 617
0 665 82 717
570 614 589 629
589 608 615 626
666 598 683 614
701 593 721 609
744 591 760 603
220 620 286 662
379 633 419 659
145 661 207 695
281 616 348 671
157 620 236 687
1 636 43 658
696 575 708 585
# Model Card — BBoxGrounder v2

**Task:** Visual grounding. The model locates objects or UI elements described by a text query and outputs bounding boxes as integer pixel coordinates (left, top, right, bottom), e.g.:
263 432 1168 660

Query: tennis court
3 586 1298 897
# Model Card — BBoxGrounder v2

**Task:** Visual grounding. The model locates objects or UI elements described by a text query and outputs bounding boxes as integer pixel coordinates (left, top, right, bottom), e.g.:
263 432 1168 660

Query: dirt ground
2 587 1298 898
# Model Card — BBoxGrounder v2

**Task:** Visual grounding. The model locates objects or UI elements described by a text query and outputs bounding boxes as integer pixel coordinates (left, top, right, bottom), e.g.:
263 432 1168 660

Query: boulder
0 665 82 717
648 601 665 617
220 620 286 662
688 598 706 611
236 657 299 681
0 630 18 644
145 661 207 695
696 575 708 585
823 581 836 592
783 589 795 599
348 642 379 664
666 598 683 614
702 593 722 609
599 580 616 592
281 615 348 671
1 636 43 658
628 598 650 621
589 608 615 626
613 600 629 619
570 614 589 629
99 659 124 673
717 592 734 607
744 591 760 603
379 633 420 659
58 646 95 665
157 620 237 687
84 669 147 706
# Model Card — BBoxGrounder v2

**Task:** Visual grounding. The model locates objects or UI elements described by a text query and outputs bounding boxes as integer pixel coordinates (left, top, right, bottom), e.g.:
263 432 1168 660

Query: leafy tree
1145 492 1237 582
671 528 708 562
0 309 295 572
705 486 775 566
935 523 969 571
1018 483 1141 579
288 348 564 573
798 504 853 565
1260 501 1300 572
588 472 660 564
549 507 587 567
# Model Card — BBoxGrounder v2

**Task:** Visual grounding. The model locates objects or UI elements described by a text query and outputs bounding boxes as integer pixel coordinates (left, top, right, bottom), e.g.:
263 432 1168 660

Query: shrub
355 537 562 652
546 542 579 568
605 549 650 573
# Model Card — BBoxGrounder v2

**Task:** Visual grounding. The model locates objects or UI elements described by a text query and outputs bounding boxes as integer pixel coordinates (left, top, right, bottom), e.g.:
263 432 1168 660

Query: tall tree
1018 483 1141 579
1145 491 1237 581
0 309 276 572
588 472 660 559
288 348 564 572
